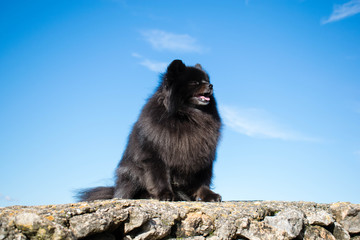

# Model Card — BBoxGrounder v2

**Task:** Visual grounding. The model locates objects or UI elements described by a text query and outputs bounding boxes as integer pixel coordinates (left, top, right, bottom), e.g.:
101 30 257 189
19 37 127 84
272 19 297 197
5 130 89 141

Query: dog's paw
196 192 222 202
194 186 222 202
157 189 176 201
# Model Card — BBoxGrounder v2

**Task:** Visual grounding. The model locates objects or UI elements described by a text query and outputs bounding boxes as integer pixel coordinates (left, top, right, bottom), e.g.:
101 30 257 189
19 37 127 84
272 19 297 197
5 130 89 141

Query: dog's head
162 60 215 113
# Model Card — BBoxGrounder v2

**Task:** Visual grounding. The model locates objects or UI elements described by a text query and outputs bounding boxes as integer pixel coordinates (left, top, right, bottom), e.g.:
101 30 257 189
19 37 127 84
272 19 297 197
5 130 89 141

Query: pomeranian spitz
79 60 222 202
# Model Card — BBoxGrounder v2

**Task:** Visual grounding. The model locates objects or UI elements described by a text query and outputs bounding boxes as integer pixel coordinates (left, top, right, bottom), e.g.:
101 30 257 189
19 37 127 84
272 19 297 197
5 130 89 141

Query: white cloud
220 105 317 141
131 52 142 58
0 193 15 202
132 53 167 73
139 59 167 73
322 0 360 24
140 29 203 53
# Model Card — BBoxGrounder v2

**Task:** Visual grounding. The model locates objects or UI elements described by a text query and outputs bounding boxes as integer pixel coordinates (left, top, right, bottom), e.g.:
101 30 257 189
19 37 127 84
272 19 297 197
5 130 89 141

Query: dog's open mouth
192 92 211 105
196 95 211 103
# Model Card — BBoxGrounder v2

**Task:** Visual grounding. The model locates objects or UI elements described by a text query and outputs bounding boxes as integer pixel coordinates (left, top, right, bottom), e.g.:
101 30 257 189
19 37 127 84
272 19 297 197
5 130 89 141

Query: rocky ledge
0 200 359 240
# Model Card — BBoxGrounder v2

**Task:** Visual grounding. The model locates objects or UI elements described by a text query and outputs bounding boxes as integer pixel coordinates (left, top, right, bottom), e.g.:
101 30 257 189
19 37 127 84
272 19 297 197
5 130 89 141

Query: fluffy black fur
79 60 222 202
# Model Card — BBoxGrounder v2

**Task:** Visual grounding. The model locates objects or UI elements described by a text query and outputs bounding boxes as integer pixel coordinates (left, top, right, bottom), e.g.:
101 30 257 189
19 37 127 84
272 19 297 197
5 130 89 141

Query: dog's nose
208 84 213 89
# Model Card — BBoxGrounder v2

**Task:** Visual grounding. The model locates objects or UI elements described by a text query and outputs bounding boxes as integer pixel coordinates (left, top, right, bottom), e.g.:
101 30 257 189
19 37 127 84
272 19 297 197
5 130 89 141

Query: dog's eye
201 79 209 84
189 81 200 86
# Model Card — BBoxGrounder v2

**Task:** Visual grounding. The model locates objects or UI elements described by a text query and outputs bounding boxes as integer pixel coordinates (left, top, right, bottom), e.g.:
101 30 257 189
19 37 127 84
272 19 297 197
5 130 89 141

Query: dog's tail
77 186 114 202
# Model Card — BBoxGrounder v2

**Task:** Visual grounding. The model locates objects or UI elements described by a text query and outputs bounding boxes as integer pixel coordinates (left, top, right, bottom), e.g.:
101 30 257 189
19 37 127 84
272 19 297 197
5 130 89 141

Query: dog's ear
195 64 203 70
162 60 186 115
167 59 186 74
163 59 186 88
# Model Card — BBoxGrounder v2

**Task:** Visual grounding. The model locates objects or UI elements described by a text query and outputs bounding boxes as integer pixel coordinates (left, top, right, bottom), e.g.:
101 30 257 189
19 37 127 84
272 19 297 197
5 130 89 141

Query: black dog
79 60 222 202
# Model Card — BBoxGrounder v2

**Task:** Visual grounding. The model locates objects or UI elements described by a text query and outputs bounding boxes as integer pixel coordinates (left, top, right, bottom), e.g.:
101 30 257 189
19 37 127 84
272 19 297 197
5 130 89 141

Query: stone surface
306 210 334 226
303 225 335 240
264 208 304 238
331 202 360 234
0 200 360 240
333 222 350 240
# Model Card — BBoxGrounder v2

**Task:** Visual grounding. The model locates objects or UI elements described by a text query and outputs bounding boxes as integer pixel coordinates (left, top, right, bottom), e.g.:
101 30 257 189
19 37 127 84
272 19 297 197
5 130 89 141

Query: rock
176 212 214 237
236 219 291 240
306 210 334 226
1 200 360 239
304 225 335 240
331 202 360 234
13 212 74 240
69 206 128 238
264 209 304 238
124 208 149 233
333 222 350 240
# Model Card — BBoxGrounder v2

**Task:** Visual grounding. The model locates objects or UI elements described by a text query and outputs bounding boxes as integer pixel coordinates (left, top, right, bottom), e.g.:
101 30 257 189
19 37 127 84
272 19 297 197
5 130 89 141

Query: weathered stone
304 225 335 240
264 209 304 238
176 212 214 237
0 200 359 239
125 217 173 240
236 220 291 240
333 222 350 240
331 202 360 234
211 218 237 239
306 210 334 226
69 207 128 238
14 212 47 236
123 201 179 239
13 212 75 240
124 208 149 233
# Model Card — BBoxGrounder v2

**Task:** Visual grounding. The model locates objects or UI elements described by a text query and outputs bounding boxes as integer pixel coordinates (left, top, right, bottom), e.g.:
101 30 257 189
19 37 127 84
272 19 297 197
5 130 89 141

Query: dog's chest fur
139 103 221 172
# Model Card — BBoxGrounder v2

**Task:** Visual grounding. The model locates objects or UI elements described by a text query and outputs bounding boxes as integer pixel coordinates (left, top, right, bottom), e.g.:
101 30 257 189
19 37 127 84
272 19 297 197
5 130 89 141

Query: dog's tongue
200 96 210 101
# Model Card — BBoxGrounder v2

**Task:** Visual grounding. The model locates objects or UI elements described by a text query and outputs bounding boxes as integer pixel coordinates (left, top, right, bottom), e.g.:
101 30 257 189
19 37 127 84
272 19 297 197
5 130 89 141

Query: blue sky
1 0 359 207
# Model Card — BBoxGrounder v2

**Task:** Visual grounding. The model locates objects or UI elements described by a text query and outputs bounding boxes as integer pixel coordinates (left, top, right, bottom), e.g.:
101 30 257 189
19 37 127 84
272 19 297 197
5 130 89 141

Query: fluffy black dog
79 60 222 202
